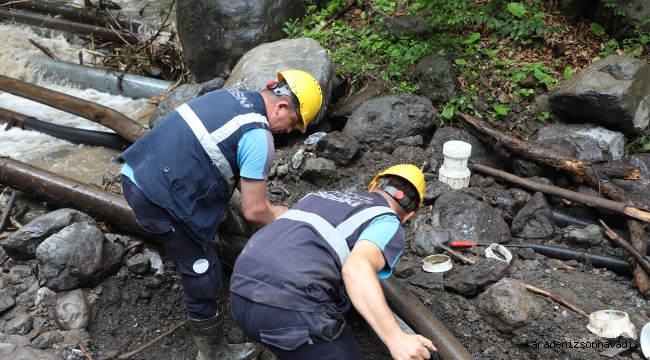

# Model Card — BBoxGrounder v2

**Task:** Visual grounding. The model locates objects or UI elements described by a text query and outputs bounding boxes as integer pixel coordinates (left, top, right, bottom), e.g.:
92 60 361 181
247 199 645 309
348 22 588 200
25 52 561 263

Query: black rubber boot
189 307 259 360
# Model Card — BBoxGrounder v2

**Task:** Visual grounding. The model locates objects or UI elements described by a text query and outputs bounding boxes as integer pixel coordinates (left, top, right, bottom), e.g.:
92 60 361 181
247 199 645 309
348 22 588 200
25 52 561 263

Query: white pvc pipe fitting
438 141 472 189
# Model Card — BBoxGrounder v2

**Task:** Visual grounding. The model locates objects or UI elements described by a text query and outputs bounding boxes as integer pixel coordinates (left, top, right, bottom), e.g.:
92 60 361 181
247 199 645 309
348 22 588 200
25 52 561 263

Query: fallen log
0 107 131 150
0 8 141 44
0 75 148 143
627 220 650 297
456 112 646 210
471 163 650 222
0 157 146 237
0 0 144 32
380 276 472 360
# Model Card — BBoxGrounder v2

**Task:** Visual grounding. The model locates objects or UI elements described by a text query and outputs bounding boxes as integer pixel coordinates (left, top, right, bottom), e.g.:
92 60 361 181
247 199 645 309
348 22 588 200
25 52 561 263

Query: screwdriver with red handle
450 241 529 248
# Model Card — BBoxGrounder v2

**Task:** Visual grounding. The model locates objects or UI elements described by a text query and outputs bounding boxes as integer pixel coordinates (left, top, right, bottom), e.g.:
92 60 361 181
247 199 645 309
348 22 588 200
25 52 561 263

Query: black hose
521 242 632 274
21 117 130 150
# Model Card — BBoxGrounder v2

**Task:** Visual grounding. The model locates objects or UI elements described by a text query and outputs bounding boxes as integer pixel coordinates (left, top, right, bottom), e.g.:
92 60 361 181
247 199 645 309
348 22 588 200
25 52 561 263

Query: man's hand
386 332 436 360
239 177 278 229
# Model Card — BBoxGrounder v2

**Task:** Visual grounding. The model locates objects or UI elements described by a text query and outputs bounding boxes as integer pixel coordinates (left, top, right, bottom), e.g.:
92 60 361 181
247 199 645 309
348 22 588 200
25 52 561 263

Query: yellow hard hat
277 70 323 133
368 164 426 212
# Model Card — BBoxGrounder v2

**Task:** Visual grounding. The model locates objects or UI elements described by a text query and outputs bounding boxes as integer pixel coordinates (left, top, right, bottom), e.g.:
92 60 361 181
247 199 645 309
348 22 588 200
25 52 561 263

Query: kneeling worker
230 164 437 359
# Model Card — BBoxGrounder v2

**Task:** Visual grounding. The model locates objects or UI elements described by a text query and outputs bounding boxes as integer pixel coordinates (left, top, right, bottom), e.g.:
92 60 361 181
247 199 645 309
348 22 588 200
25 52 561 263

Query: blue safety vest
231 191 404 314
122 89 270 249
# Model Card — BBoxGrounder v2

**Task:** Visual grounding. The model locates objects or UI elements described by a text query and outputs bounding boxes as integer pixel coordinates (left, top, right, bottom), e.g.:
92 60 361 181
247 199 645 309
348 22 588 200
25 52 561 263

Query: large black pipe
21 117 131 150
521 242 632 274
380 276 472 360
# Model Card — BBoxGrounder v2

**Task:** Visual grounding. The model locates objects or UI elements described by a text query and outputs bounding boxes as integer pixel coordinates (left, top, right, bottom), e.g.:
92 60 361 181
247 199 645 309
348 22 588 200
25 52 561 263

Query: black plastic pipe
380 276 472 360
521 242 632 274
21 117 131 150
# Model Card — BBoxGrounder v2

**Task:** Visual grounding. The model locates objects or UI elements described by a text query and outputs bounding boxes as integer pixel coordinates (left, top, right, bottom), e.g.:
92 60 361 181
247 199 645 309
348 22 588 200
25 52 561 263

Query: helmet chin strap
381 184 414 212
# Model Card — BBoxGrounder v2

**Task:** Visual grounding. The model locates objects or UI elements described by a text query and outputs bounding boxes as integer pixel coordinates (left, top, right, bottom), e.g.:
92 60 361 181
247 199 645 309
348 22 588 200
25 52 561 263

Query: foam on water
0 19 157 183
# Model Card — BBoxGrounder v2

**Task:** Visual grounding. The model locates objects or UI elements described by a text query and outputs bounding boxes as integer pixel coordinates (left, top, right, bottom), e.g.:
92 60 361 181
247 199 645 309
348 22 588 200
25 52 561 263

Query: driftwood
0 75 148 143
0 0 144 32
456 112 646 210
523 284 589 318
0 8 141 44
117 320 189 359
472 164 650 222
0 190 16 233
28 39 59 59
627 220 650 297
437 243 475 265
600 220 650 274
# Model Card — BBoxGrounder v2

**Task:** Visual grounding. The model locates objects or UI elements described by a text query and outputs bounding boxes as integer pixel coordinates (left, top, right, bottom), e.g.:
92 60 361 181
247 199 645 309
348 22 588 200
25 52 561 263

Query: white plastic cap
586 310 637 339
443 141 472 158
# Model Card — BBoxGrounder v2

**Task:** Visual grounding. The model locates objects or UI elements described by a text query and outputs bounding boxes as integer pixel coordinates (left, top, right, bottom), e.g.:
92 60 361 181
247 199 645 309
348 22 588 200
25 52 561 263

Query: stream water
0 0 176 184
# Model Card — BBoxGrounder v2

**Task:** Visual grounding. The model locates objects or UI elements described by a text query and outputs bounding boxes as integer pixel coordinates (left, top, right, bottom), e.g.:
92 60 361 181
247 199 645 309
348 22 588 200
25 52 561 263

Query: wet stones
314 131 360 167
564 224 603 248
477 278 541 333
444 258 510 296
430 192 511 244
55 289 89 331
511 192 555 239
411 223 452 256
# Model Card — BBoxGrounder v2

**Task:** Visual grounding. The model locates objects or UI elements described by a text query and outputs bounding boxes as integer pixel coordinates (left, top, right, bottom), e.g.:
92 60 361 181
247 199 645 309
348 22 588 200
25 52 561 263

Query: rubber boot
189 308 259 360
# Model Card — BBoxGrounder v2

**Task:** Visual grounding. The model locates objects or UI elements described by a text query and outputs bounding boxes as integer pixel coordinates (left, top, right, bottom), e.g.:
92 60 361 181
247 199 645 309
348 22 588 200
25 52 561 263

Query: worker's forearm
342 262 401 344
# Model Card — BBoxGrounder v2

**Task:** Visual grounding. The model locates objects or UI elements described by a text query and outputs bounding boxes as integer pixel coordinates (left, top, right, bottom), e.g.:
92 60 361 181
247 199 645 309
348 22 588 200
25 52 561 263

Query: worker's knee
178 253 222 306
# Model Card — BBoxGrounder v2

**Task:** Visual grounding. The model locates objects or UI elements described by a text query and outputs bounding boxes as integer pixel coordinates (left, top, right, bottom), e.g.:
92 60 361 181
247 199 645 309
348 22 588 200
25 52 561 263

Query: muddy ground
76 134 650 360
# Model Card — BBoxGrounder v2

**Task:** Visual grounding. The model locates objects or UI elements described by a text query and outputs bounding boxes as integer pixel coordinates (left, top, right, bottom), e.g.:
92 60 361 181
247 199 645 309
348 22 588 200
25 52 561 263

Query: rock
36 222 125 291
32 331 64 350
534 123 626 162
329 82 382 118
1 209 95 260
410 223 452 256
444 258 510 296
548 55 650 136
299 157 337 187
223 38 334 128
177 0 312 81
342 94 436 154
5 314 32 335
477 278 541 333
314 131 360 166
565 224 603 248
393 260 415 278
423 180 452 206
148 78 225 127
408 272 444 290
428 126 508 171
0 296 15 313
0 334 60 360
126 253 151 276
430 192 511 244
411 55 459 106
511 192 555 239
55 289 89 330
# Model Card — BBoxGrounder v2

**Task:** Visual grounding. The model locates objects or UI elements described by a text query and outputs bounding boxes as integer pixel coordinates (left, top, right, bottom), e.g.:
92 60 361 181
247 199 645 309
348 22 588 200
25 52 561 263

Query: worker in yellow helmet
230 164 436 359
120 70 322 360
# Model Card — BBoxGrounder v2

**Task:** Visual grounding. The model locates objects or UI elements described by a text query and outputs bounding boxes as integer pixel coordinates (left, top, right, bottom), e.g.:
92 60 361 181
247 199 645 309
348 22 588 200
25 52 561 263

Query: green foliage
493 104 508 116
509 62 556 86
393 81 420 94
564 67 573 80
599 39 620 57
94 285 103 295
625 134 650 156
537 111 551 122
590 23 605 35
440 96 481 128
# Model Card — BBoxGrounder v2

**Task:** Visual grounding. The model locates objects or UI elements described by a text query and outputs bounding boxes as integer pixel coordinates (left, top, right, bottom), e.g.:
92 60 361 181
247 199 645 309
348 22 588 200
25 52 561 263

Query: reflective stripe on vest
176 103 269 192
277 205 396 265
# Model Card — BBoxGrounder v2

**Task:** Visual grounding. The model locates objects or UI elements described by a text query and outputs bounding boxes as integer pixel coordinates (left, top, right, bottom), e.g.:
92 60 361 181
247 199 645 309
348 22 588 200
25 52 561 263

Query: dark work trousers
230 293 364 360
122 176 222 320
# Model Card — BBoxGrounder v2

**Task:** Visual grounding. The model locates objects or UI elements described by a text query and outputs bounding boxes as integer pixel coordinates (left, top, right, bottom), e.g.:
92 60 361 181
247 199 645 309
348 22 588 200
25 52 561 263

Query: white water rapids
0 0 176 184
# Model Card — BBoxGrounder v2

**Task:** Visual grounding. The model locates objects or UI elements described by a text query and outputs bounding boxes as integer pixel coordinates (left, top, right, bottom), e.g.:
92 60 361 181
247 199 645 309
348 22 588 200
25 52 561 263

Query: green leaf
507 3 526 18
455 58 467 66
643 142 650 151
360 11 367 20
493 104 508 115
442 106 455 119
485 50 498 58
462 33 481 44
94 285 103 295
590 23 605 35
307 5 317 11
564 67 573 80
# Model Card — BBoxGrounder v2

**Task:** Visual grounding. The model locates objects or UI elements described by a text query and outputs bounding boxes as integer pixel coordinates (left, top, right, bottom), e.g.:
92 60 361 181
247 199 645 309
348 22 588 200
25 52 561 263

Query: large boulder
411 56 459 106
177 0 313 81
549 55 650 136
342 94 437 153
593 0 650 41
223 38 334 129
533 123 626 162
